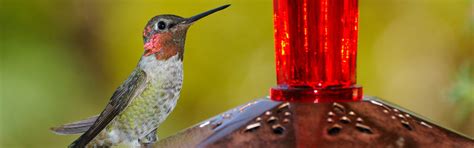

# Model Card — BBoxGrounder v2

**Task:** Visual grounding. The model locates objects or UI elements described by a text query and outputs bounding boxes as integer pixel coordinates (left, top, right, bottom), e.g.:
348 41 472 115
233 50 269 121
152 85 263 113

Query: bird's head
142 4 230 60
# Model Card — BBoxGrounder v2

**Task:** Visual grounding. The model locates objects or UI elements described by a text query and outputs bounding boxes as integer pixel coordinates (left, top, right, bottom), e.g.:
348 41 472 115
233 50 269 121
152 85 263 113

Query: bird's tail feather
50 115 98 135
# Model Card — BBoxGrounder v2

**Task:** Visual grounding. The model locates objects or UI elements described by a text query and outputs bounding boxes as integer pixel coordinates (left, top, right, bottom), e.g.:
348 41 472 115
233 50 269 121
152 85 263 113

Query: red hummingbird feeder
270 0 362 103
155 0 474 147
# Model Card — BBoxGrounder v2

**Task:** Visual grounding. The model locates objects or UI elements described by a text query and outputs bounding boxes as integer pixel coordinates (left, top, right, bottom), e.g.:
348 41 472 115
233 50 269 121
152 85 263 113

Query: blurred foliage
449 61 474 132
1 0 473 147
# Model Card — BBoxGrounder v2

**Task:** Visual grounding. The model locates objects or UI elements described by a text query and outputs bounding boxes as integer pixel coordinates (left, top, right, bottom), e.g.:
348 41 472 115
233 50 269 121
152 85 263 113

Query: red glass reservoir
271 0 362 102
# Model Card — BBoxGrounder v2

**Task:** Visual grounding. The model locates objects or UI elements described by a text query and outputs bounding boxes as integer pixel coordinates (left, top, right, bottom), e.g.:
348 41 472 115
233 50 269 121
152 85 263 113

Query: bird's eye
156 21 166 30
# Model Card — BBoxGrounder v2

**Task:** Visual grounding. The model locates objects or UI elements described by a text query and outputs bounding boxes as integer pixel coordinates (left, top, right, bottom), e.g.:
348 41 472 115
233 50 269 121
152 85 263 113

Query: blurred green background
1 0 473 147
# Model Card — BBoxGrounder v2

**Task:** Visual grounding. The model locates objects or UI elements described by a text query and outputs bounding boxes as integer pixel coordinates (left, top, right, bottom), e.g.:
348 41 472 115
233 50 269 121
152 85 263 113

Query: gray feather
50 115 98 135
69 68 148 148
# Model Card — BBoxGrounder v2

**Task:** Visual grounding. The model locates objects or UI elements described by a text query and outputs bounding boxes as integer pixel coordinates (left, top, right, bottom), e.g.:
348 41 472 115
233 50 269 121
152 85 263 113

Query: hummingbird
51 4 230 148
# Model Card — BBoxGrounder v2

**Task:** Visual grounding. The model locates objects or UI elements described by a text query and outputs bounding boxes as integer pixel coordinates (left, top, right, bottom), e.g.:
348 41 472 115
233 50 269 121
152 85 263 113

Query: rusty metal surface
203 102 294 148
154 123 213 148
155 96 474 147
288 97 473 147
154 98 280 147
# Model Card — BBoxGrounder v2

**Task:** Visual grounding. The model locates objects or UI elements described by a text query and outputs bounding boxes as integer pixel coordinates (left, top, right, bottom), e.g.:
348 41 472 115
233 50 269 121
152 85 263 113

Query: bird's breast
110 54 183 141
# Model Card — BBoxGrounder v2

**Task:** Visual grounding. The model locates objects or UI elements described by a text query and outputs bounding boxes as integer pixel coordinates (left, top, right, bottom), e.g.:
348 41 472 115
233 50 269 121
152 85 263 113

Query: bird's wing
69 68 148 148
50 115 98 135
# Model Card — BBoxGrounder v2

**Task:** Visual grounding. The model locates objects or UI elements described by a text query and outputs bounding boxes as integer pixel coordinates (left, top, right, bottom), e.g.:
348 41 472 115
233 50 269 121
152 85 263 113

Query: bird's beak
181 4 230 25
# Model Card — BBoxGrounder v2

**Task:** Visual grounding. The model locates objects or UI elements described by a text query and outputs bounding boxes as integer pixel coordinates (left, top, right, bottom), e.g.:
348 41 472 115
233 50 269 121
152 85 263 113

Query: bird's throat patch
144 33 181 60
144 34 163 56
